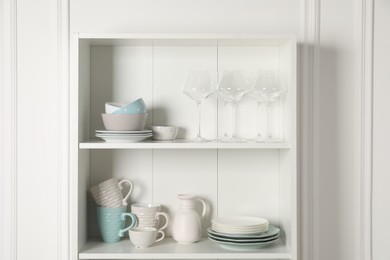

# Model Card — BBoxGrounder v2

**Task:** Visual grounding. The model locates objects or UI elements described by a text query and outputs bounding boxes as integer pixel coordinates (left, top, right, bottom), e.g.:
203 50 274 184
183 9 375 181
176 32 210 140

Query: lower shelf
79 238 291 259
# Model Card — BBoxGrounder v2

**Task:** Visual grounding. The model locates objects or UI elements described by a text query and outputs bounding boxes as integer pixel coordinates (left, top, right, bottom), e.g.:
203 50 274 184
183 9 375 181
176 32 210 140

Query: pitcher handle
196 198 207 218
118 179 133 206
118 213 137 237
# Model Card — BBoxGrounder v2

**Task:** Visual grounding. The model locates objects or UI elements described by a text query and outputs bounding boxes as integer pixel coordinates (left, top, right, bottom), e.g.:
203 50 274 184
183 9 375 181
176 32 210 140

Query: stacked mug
89 178 137 243
129 203 170 247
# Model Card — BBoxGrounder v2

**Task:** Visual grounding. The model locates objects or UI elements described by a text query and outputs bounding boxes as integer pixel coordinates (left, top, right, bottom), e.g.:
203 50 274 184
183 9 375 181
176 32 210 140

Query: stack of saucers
208 216 280 249
95 130 152 143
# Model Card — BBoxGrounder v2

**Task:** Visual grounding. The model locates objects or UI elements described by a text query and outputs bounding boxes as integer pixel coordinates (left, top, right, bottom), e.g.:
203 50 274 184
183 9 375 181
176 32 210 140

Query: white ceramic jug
172 194 207 244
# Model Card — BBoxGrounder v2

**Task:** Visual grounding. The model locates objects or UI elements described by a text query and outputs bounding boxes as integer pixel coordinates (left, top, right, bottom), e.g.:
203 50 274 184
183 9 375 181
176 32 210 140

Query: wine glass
182 71 216 142
217 71 252 142
248 84 267 142
256 70 287 142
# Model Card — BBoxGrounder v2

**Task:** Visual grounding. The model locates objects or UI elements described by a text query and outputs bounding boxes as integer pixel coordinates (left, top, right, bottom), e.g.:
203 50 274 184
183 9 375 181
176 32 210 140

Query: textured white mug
89 178 133 207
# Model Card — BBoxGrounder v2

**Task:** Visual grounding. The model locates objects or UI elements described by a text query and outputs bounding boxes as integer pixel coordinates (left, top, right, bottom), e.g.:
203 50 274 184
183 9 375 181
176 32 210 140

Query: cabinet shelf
79 139 291 149
79 238 292 259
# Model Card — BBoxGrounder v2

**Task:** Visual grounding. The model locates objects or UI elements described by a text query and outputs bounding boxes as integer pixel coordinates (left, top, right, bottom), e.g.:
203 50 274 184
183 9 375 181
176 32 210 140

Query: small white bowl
150 126 178 140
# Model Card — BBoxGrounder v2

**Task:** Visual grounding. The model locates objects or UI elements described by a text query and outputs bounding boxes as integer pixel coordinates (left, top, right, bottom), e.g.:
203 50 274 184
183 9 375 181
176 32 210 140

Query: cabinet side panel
153 45 217 139
153 150 218 237
77 40 91 250
218 150 280 224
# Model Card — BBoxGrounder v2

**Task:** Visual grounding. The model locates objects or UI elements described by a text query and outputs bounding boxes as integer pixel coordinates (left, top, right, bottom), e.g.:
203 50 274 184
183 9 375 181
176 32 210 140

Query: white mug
131 203 169 230
129 227 165 248
89 178 133 207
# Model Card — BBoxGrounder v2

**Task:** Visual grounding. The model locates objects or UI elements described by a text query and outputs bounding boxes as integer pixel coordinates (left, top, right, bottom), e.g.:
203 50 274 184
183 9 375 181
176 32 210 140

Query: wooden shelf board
79 139 291 149
79 238 292 259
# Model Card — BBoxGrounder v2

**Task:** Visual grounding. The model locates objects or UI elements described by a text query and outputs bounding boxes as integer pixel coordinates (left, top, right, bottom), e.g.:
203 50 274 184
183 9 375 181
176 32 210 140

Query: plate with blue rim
207 224 280 239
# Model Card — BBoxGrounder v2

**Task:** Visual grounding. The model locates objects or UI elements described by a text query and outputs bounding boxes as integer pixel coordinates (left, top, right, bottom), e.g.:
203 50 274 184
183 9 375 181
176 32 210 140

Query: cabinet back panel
153 46 217 139
88 149 280 238
88 44 288 140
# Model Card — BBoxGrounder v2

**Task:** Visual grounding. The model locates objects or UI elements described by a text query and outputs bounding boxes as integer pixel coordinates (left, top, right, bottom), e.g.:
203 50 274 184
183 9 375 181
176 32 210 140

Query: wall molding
358 0 374 260
299 0 320 259
0 0 18 260
50 1 70 260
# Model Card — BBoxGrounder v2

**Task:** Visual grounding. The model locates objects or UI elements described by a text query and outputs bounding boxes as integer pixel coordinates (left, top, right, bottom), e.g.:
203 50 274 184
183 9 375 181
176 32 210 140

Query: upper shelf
79 139 291 149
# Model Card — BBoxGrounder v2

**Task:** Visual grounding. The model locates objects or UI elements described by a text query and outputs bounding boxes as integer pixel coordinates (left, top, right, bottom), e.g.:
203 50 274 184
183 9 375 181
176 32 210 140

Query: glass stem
232 102 237 138
257 102 262 138
266 102 272 140
196 101 201 138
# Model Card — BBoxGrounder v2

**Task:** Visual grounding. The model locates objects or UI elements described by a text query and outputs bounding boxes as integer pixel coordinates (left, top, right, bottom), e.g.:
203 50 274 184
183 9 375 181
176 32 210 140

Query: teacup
89 178 133 207
131 203 169 230
97 206 137 243
129 227 165 248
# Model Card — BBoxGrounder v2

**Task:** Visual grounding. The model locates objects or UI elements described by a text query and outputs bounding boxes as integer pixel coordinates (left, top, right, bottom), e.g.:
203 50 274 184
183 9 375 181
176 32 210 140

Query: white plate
96 133 153 137
96 135 152 143
212 226 268 234
95 130 152 134
208 232 279 243
212 216 269 228
207 225 280 239
208 236 279 249
213 223 268 229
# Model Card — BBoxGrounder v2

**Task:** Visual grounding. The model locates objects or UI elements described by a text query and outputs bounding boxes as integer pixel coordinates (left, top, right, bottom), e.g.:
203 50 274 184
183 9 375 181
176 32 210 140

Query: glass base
220 137 248 143
254 136 266 142
192 136 209 143
265 137 284 143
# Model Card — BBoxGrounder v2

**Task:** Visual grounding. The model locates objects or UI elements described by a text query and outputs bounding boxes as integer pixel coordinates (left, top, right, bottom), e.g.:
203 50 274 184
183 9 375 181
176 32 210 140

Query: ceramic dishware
89 178 133 207
97 206 137 243
131 203 169 230
101 113 148 131
112 98 147 114
172 194 207 244
129 227 165 248
150 126 178 140
105 102 125 114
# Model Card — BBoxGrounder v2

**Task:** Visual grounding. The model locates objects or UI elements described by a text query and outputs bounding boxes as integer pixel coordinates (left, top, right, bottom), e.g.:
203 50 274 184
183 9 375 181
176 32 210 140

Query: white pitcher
172 194 207 244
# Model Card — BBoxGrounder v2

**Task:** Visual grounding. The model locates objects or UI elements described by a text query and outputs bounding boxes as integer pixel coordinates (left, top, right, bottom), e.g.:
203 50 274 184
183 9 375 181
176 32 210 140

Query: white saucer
96 134 152 142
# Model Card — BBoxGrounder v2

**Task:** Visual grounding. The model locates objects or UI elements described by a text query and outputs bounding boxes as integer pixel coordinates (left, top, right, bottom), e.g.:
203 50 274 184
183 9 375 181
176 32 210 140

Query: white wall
373 1 390 259
318 0 361 259
1 0 377 260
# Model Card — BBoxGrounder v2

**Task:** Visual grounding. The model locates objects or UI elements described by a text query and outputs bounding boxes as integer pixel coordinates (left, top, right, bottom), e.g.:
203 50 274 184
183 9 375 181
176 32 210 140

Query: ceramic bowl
112 98 147 114
150 126 178 140
105 102 125 114
101 113 148 131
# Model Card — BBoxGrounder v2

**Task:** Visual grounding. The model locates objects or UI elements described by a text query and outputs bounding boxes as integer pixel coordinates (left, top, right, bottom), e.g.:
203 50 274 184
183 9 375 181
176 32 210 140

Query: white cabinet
70 34 297 260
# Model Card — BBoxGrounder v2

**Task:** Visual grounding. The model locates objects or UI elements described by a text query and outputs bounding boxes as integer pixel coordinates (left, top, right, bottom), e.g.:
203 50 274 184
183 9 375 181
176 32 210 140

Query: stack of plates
208 216 280 249
95 130 152 143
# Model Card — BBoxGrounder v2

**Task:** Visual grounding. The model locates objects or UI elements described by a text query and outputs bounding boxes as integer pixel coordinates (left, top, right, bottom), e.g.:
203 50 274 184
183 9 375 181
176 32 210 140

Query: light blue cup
97 206 138 243
112 98 147 114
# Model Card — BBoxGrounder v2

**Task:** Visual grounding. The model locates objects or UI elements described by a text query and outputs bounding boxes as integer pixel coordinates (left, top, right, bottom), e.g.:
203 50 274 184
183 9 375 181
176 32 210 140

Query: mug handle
155 230 165 243
118 213 138 237
196 198 207 218
155 212 169 231
118 179 133 206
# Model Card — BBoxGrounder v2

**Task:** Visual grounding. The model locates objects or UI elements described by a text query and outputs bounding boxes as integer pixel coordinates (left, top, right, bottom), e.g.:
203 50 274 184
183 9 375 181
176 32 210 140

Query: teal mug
97 206 138 243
